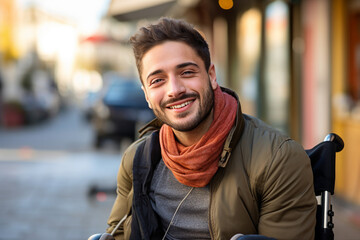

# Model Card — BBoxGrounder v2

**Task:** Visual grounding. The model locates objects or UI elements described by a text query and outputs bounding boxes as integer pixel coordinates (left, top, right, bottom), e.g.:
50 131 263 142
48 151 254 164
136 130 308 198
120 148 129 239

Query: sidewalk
332 196 360 239
0 150 120 240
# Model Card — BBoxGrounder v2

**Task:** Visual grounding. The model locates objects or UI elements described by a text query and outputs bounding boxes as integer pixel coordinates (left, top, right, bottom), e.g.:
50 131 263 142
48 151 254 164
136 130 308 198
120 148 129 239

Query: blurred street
0 107 121 240
1 0 360 239
0 106 359 240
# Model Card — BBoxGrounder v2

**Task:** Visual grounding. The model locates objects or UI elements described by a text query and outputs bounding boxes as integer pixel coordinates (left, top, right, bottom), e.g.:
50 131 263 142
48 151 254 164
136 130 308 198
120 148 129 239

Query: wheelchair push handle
88 233 114 240
88 214 127 240
324 133 344 152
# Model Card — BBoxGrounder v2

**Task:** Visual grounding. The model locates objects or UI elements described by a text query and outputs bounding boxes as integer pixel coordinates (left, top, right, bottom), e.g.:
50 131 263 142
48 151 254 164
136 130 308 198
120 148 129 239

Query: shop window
264 0 290 133
236 8 261 116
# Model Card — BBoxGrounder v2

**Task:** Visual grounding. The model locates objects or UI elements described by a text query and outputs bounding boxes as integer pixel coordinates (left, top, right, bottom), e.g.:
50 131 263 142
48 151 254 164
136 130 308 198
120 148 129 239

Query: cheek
194 82 207 95
146 91 161 108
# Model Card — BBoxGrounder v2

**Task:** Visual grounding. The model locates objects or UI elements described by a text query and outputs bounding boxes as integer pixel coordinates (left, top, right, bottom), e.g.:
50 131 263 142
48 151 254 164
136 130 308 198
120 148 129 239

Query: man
106 17 316 240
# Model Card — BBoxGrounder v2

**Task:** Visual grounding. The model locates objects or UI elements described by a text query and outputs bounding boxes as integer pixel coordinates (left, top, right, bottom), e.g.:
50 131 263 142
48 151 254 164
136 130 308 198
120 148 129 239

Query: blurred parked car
91 78 154 148
82 91 102 122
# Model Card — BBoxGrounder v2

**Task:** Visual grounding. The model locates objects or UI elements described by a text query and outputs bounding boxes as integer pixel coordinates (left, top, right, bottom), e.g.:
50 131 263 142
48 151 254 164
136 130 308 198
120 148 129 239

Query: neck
172 109 214 147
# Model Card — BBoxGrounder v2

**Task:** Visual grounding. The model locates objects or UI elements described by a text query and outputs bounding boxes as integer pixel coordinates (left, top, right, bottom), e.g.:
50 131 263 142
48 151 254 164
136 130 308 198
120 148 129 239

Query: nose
167 74 185 98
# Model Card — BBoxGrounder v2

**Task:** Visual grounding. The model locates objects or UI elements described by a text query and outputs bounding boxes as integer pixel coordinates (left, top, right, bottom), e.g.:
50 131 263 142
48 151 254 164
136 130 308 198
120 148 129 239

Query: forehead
141 41 203 76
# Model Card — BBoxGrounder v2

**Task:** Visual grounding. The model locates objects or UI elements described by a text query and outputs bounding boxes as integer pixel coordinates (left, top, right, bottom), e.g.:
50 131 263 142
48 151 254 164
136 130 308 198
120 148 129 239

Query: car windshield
103 81 147 108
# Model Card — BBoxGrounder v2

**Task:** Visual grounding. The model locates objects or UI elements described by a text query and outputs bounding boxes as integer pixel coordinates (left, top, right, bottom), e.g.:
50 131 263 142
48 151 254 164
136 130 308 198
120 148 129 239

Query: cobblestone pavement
0 150 120 240
0 107 121 240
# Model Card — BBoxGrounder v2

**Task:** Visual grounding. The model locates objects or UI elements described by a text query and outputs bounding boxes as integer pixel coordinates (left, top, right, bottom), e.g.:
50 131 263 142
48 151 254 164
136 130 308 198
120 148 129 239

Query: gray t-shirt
149 159 211 240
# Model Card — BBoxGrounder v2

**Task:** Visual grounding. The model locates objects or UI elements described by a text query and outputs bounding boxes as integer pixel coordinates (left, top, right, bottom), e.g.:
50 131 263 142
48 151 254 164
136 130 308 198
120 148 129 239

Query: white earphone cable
162 187 194 240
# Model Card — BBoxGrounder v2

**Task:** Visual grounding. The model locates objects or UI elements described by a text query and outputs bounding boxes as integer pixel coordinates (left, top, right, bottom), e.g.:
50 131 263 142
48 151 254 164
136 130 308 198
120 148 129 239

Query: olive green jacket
107 88 317 240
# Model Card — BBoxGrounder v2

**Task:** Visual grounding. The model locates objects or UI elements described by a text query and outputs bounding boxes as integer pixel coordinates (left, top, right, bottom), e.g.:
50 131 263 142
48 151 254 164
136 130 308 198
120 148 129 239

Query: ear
141 86 152 109
208 63 218 90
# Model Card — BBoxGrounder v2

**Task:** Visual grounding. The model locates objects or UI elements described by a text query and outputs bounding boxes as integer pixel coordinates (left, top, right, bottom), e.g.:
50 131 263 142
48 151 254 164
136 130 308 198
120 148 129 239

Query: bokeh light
219 0 233 10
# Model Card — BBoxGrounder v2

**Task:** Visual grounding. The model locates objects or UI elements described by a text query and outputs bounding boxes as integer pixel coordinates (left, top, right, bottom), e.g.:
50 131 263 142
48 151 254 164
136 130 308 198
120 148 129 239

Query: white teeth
169 100 192 109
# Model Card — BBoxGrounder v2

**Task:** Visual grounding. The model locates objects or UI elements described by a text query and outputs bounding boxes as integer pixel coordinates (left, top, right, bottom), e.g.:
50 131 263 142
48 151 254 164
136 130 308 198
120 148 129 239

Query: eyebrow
146 62 200 82
177 62 200 69
146 69 163 82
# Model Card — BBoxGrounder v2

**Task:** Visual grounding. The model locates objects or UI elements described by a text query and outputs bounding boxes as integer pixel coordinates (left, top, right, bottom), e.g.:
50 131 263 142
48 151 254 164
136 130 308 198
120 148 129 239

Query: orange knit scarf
159 87 237 187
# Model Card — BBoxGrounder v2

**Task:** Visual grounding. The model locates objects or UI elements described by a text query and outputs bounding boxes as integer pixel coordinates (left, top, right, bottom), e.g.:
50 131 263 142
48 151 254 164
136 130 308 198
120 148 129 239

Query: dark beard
152 80 214 132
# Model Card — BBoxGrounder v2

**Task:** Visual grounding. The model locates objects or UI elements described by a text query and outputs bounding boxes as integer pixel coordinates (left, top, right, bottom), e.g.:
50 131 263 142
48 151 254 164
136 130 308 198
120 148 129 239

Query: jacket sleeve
106 141 140 240
257 139 317 240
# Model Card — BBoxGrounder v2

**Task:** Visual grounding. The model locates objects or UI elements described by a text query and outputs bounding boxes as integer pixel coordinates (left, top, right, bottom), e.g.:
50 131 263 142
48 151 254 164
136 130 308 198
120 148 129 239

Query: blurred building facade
106 0 360 205
0 1 78 127
0 1 124 127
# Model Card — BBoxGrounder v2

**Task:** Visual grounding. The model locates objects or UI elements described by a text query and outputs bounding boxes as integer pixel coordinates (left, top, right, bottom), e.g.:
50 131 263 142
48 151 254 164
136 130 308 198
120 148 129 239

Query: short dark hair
129 17 211 83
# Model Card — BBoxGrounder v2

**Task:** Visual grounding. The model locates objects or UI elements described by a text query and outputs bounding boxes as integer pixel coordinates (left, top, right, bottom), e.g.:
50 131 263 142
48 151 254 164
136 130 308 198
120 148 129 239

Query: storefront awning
107 0 177 21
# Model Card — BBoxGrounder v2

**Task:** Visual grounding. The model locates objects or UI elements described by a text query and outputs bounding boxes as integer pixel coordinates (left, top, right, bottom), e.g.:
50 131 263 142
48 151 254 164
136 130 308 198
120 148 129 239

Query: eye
150 78 164 86
181 70 196 77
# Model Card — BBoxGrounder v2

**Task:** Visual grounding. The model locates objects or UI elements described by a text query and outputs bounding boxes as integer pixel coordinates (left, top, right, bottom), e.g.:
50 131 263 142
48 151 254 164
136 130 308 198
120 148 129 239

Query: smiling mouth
168 100 193 109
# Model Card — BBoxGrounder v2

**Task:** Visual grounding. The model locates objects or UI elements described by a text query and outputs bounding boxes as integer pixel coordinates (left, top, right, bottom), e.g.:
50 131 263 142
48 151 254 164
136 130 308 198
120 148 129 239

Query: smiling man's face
141 41 218 132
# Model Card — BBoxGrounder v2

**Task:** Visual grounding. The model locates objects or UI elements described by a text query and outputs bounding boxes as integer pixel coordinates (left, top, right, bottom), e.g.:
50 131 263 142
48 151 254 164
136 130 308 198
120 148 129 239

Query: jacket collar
138 87 245 167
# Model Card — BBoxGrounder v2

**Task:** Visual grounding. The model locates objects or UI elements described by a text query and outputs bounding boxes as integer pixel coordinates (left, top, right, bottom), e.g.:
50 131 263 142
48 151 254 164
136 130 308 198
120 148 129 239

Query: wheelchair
306 133 344 240
89 133 344 240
